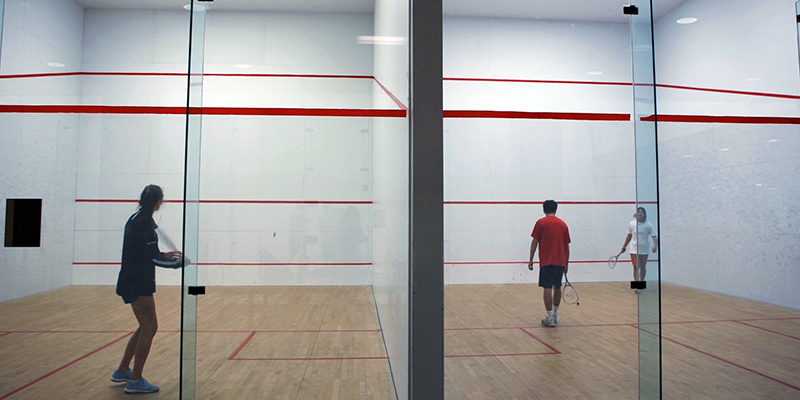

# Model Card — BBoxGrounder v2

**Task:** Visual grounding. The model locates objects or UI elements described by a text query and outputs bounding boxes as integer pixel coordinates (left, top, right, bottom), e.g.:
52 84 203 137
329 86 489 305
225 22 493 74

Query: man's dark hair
543 199 558 214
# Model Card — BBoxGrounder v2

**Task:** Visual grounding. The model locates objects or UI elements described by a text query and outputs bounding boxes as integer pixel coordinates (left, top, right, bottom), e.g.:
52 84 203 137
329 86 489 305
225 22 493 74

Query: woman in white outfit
621 207 658 282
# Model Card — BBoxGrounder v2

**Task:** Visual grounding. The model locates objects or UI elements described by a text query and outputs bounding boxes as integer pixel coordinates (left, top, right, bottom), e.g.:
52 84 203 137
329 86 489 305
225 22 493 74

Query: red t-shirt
531 215 571 267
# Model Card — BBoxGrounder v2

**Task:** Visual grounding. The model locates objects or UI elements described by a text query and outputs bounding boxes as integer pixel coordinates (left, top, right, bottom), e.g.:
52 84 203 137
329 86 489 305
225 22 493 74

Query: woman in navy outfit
111 184 182 394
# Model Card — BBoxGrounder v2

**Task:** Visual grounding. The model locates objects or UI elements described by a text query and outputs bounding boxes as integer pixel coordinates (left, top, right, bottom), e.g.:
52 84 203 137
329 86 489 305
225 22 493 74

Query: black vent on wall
5 199 42 247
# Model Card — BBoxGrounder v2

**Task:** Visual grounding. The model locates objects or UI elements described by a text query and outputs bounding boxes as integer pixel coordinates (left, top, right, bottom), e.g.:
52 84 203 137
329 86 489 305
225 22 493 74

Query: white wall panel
655 0 800 310
0 0 83 303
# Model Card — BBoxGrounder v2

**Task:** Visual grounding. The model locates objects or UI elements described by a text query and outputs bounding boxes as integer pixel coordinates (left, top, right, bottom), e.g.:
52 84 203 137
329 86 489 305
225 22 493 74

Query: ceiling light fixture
676 17 697 24
235 64 251 69
357 35 406 45
719 148 730 151
588 71 603 76
47 62 65 67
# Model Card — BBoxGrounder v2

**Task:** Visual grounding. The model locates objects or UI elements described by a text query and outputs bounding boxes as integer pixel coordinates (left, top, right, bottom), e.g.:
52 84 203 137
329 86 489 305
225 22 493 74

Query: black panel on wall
4 199 42 247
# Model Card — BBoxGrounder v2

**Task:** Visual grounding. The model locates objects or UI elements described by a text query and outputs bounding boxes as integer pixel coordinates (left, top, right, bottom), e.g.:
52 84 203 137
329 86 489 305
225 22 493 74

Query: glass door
180 1 207 399
180 1 411 398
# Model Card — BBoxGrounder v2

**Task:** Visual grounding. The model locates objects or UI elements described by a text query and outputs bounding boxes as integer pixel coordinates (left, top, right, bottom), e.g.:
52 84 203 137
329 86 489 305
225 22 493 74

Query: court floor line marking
227 331 257 361
519 328 562 354
0 331 134 400
637 327 800 393
732 320 800 341
0 332 9 338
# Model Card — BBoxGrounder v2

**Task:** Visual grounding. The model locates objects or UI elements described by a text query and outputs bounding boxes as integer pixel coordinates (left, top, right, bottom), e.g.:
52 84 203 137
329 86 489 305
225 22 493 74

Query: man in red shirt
527 200 571 327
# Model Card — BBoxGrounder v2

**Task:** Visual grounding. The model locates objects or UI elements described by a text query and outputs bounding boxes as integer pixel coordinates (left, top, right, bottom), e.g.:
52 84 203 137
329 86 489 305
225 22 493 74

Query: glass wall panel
629 1 661 398
0 0 192 398
655 0 800 398
188 1 408 398
443 1 647 398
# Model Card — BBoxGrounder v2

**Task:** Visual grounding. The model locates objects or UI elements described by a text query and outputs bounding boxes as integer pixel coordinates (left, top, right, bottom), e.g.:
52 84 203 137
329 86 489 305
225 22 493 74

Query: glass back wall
178 1 408 398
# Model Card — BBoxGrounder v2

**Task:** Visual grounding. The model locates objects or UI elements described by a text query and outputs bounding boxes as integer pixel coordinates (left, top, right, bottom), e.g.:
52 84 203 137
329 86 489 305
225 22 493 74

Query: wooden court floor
0 283 798 399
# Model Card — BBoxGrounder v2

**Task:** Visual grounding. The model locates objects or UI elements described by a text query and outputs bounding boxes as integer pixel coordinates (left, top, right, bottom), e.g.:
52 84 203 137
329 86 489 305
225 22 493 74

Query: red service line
641 114 800 124
0 331 133 400
0 104 405 118
75 199 372 205
444 260 640 265
0 332 9 338
228 331 388 361
636 326 800 393
445 200 657 205
444 110 630 121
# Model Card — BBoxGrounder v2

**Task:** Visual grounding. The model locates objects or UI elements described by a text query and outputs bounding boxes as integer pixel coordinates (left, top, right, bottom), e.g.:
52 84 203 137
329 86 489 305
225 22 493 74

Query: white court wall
72 9 376 287
443 17 638 284
0 0 84 302
655 0 800 310
371 0 409 398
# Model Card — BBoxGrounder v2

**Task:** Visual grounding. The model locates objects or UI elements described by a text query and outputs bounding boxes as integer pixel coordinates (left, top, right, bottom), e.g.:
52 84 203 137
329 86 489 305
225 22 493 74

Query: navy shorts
538 265 565 289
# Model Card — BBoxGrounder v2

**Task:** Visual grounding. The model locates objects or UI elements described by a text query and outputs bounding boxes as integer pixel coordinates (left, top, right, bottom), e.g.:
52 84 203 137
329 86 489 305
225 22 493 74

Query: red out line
72 262 372 266
656 83 800 101
641 328 800 392
733 321 800 341
0 71 375 80
228 331 257 360
75 199 372 205
0 332 10 338
641 114 800 124
444 110 630 121
445 201 658 205
373 77 408 111
0 332 133 400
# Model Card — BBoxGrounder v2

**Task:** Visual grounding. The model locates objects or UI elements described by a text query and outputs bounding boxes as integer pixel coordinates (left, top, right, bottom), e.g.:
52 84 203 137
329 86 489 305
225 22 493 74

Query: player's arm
528 238 539 271
565 243 570 274
622 234 632 253
651 235 658 253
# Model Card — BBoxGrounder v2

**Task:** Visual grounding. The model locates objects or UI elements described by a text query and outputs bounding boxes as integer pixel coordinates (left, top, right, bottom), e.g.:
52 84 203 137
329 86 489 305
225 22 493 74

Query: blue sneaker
124 378 160 394
111 369 132 383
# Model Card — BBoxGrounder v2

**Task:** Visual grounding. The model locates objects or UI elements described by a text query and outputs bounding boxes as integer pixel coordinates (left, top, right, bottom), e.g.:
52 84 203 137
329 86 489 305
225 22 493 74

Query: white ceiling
74 0 689 23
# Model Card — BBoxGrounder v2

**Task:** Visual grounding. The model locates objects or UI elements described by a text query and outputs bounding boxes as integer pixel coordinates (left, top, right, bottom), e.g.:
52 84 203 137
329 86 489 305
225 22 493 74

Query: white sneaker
552 314 558 324
541 317 555 327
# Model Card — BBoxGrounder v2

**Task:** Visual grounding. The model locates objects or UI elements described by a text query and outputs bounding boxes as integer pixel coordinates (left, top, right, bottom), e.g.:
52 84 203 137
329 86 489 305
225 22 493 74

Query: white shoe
541 317 555 327
552 314 558 324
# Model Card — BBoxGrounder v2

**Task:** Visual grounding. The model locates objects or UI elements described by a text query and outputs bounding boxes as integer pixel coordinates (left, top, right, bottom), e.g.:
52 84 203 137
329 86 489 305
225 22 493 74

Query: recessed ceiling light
676 17 697 24
235 64 251 69
588 71 603 76
47 62 65 67
756 184 763 187
768 139 780 143
746 77 762 82
719 148 730 151
682 154 692 158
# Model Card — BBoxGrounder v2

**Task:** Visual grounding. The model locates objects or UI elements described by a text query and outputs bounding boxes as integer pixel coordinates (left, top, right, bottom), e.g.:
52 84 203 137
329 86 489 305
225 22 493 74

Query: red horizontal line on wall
444 260 659 265
0 104 405 118
75 199 372 204
72 262 372 266
446 77 800 100
444 110 630 121
0 71 375 80
641 114 800 124
445 201 658 205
